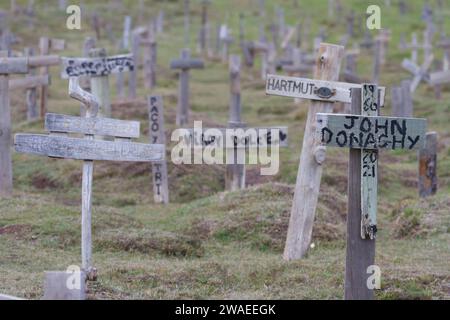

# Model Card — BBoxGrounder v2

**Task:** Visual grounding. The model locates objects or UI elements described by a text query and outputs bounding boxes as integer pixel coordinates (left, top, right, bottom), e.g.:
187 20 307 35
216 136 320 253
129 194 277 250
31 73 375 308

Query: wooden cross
148 95 169 204
170 49 204 126
61 50 135 117
401 53 434 93
141 24 157 90
265 43 387 261
316 84 427 299
180 55 288 190
1 53 63 196
14 77 165 280
39 37 65 117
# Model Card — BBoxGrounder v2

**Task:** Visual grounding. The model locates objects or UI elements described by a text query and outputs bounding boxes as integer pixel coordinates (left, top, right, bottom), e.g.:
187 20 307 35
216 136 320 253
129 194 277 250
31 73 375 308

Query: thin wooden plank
148 95 169 204
15 134 164 162
0 72 12 196
429 70 450 85
61 54 135 78
316 114 426 150
360 84 378 240
28 55 60 68
265 74 386 106
45 113 140 138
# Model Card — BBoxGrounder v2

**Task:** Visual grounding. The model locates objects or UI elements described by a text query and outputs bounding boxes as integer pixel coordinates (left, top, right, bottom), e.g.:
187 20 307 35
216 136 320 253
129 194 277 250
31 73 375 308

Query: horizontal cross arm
15 134 164 162
265 74 386 106
316 113 427 150
45 113 140 138
0 57 28 74
170 59 204 70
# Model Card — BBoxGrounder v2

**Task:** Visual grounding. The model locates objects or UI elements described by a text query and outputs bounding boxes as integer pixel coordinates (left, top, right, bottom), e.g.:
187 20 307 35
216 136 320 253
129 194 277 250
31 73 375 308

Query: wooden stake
24 47 38 121
418 132 438 198
39 37 49 117
344 87 375 300
283 43 345 260
226 55 245 191
148 95 169 204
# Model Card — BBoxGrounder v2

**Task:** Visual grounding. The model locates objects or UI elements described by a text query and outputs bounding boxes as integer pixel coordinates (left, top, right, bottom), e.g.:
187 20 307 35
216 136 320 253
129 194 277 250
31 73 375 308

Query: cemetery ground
0 0 449 299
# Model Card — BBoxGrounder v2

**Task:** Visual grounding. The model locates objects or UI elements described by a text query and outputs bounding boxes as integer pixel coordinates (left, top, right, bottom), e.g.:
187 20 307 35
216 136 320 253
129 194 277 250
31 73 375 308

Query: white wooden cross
316 84 427 299
265 43 387 261
401 53 434 93
14 78 165 280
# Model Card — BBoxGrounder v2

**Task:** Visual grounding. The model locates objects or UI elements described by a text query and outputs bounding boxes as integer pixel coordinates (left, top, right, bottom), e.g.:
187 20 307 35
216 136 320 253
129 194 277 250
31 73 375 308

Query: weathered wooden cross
265 43 387 261
14 77 165 280
61 50 135 117
170 49 204 126
0 52 63 196
316 84 427 299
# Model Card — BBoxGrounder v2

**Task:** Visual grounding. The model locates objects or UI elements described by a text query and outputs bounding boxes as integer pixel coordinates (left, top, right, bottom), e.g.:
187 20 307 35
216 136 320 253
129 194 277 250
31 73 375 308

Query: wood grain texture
344 88 375 300
360 84 379 240
45 113 140 138
0 57 28 74
283 43 345 261
14 134 165 162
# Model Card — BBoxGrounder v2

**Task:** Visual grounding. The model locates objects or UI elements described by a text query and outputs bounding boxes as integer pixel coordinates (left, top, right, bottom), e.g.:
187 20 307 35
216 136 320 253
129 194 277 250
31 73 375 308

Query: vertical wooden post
283 43 345 260
0 51 12 197
199 0 208 54
143 25 157 90
372 39 381 84
89 48 111 118
401 80 413 116
39 37 49 118
148 95 169 204
226 55 245 191
177 49 190 126
418 132 438 198
24 47 38 121
344 87 375 300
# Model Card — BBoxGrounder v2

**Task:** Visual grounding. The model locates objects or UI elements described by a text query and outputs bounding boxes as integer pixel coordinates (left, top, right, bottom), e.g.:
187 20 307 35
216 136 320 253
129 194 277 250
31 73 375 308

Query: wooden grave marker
148 95 169 204
316 84 427 299
140 24 158 90
418 131 438 198
265 43 387 261
170 49 204 126
1 52 63 196
14 77 165 283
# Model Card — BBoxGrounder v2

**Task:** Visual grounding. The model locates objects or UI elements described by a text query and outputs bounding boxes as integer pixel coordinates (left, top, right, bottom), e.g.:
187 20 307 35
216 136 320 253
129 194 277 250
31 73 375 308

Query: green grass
0 0 449 299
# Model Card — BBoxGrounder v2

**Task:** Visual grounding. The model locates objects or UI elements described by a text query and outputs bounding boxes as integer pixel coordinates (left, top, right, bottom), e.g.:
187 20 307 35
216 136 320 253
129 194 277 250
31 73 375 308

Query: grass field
0 0 449 299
